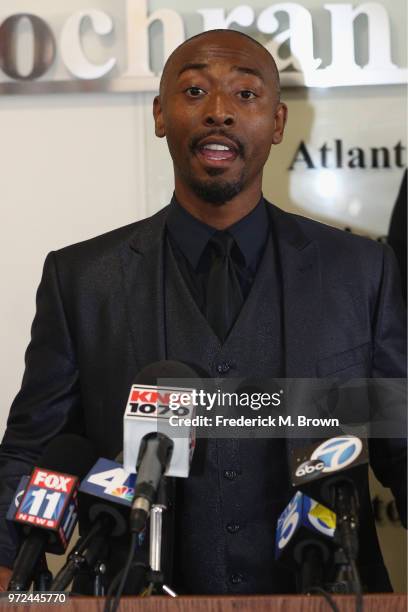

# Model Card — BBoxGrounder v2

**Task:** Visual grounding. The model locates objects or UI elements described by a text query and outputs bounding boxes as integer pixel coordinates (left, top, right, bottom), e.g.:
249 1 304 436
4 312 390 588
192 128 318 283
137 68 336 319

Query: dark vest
164 233 296 595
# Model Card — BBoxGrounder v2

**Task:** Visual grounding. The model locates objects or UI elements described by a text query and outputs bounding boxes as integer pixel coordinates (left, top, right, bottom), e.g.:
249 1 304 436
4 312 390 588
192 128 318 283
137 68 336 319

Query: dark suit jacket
0 201 406 590
388 169 407 301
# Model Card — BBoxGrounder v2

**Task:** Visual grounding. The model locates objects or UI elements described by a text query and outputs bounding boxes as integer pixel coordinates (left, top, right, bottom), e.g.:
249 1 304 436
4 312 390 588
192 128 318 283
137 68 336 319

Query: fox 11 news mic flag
123 361 198 534
7 434 98 591
275 491 336 593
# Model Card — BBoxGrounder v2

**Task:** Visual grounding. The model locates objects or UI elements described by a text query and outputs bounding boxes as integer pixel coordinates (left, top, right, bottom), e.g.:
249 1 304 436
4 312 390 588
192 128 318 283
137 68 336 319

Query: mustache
189 130 245 158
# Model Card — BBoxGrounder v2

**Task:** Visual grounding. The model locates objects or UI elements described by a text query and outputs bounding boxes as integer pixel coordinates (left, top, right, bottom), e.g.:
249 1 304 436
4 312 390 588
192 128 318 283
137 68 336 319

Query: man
0 30 406 594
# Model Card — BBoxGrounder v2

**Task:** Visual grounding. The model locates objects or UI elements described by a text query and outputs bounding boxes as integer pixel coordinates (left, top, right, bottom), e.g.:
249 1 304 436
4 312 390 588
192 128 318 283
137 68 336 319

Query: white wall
1 93 150 432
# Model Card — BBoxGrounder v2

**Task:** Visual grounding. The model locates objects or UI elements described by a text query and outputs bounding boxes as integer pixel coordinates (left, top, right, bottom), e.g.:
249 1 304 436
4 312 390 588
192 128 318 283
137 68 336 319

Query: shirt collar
227 196 269 269
166 194 269 270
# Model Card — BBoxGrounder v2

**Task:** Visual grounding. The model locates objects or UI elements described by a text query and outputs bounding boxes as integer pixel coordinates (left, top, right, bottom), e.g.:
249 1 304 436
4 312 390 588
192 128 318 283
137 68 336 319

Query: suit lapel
119 206 170 369
267 203 323 459
267 203 321 378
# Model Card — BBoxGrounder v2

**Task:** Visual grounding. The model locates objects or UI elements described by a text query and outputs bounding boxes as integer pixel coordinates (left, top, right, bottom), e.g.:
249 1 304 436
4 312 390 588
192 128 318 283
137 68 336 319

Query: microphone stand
296 542 327 594
51 518 109 593
327 548 355 593
8 530 48 591
334 483 359 557
326 481 363 599
33 555 53 592
146 478 177 597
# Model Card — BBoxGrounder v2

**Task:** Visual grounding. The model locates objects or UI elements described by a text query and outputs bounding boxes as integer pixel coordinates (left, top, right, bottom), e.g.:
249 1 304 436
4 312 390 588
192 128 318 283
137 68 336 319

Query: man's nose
203 93 235 127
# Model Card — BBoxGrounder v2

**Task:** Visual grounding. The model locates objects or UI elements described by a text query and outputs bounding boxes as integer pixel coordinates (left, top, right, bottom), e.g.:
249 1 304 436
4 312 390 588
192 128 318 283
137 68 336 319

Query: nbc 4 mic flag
79 458 136 506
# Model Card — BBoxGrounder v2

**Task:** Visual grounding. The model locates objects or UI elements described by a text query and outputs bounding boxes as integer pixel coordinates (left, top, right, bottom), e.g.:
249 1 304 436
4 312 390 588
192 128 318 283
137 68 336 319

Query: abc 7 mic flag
290 436 369 509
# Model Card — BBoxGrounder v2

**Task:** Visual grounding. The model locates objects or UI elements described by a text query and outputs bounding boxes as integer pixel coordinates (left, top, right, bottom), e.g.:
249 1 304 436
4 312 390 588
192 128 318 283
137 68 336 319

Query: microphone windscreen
37 434 98 478
134 360 201 384
124 361 199 478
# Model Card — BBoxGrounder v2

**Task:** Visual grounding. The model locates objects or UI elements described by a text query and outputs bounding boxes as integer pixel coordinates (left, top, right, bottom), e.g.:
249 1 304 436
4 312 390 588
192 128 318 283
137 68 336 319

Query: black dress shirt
166 195 270 313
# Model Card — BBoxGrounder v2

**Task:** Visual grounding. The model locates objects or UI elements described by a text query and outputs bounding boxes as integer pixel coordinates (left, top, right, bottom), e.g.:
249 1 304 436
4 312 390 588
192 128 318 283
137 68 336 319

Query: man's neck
174 182 263 230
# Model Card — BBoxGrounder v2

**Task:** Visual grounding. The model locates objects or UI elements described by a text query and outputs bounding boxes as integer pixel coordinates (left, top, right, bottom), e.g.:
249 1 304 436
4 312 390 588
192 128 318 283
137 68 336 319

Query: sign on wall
0 0 406 94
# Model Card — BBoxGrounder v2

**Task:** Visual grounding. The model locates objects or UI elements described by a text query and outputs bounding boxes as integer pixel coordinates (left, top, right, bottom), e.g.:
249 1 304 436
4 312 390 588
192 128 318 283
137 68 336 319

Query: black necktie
205 231 244 342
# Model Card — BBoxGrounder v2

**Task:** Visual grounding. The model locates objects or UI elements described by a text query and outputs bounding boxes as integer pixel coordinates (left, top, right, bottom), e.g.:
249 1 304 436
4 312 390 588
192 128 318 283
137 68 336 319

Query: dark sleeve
388 170 407 301
369 244 407 527
0 252 83 567
372 243 406 378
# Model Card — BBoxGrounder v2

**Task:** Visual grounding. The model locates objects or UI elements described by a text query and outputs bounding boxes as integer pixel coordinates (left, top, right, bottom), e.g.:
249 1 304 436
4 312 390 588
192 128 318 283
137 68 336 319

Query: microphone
7 434 97 591
290 435 368 510
289 435 369 591
79 454 143 545
130 434 173 533
78 455 136 531
275 491 336 593
51 456 136 592
123 360 198 478
123 361 199 533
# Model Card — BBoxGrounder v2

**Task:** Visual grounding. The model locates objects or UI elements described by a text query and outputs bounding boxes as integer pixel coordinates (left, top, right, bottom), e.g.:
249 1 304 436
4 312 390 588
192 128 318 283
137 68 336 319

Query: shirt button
216 362 231 374
226 523 240 534
223 470 238 480
230 573 244 584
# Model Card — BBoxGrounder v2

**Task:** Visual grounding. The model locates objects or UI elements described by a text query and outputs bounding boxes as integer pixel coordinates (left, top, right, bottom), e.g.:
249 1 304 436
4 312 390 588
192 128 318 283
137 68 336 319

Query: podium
1 594 406 611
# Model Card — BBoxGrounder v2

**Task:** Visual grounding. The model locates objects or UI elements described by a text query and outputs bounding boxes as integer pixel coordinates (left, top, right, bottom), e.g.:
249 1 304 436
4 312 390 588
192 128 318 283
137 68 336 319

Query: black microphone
289 435 369 592
8 435 97 591
290 436 368 505
124 361 200 533
275 491 336 593
51 452 131 592
130 434 174 533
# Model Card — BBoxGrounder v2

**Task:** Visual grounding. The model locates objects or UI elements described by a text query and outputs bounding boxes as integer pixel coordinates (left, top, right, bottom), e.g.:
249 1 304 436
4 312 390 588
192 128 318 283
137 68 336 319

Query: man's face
153 32 287 205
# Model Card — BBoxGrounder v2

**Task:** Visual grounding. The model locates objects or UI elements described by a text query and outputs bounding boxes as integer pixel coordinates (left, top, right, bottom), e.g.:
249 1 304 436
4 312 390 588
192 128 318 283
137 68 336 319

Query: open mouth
199 143 237 161
195 139 240 164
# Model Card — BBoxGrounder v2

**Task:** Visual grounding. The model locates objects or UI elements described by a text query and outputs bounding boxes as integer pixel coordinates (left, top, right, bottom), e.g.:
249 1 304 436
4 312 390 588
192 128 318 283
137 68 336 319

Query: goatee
186 171 245 205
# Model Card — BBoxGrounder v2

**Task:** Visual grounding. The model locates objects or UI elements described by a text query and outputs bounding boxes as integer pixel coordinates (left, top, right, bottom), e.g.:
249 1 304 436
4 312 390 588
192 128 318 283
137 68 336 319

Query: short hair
160 29 281 100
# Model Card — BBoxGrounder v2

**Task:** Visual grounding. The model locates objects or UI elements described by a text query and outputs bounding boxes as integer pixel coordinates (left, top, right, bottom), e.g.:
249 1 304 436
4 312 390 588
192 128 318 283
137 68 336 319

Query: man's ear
153 96 165 138
272 102 288 145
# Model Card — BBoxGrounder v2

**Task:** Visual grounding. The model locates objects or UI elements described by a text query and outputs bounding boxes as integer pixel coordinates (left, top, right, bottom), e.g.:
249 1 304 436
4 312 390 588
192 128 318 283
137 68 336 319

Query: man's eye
239 90 257 100
185 87 206 97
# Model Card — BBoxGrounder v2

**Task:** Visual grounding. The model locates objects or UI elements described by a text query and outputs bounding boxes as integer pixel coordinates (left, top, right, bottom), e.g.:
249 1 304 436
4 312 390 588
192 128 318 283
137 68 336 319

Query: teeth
203 144 230 151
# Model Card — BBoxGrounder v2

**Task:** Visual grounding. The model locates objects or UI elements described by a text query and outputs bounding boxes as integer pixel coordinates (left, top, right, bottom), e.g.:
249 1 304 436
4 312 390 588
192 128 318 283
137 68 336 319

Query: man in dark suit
0 30 406 593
